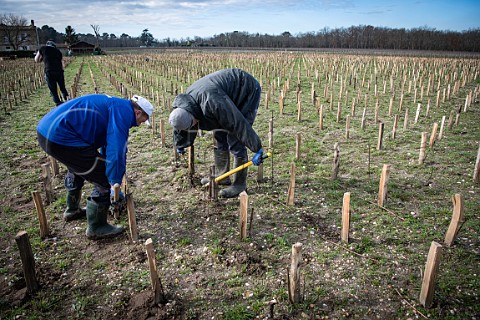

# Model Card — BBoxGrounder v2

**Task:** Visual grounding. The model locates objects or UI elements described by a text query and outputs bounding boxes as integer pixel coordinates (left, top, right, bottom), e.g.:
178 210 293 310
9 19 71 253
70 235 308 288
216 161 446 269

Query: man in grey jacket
169 68 264 198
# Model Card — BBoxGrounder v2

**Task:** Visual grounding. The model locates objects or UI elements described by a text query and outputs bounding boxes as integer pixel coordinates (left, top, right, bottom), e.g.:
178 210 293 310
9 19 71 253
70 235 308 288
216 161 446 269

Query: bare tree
90 24 100 49
0 13 30 50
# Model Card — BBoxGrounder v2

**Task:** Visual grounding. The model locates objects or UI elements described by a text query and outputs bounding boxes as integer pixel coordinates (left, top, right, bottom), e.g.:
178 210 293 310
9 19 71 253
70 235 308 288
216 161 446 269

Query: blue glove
252 149 264 166
176 147 185 155
110 189 125 203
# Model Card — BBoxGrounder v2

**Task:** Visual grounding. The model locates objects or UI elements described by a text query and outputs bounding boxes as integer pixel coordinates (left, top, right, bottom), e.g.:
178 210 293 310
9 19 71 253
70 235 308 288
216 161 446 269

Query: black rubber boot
201 149 231 185
63 189 86 222
218 156 248 198
85 198 124 240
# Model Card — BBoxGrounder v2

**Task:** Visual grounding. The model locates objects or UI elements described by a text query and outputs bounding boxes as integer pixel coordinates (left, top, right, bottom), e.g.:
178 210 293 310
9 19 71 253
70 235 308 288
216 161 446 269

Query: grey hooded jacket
172 68 262 153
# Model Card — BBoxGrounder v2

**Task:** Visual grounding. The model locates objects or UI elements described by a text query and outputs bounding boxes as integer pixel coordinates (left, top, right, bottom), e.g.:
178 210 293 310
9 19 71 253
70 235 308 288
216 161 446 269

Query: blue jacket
37 94 137 185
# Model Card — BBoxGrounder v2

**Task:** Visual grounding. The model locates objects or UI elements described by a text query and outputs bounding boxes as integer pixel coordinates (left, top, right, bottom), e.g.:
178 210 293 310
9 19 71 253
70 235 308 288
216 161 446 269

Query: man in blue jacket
168 68 264 198
37 94 153 240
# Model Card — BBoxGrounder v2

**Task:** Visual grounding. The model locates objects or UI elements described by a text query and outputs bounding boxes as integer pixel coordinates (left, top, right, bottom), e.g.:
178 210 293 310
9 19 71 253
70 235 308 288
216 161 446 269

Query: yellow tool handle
214 152 272 183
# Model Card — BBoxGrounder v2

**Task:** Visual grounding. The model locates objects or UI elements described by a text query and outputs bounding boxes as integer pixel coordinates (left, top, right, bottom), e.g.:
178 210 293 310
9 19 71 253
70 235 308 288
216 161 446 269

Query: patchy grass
0 50 479 320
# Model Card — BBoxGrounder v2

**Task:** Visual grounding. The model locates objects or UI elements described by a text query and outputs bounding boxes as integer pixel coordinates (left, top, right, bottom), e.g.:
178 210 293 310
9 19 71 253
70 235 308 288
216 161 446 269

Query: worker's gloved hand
176 147 185 155
252 149 264 166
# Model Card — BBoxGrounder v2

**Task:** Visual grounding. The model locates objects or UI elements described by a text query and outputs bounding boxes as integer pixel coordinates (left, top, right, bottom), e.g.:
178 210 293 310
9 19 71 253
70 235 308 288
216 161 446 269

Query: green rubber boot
201 149 231 185
218 156 248 198
85 198 125 240
63 189 86 222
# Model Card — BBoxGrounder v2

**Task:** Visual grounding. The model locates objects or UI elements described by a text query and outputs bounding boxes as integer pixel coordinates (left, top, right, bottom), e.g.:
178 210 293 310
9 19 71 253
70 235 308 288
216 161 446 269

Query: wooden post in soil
208 166 218 201
403 107 409 130
336 102 341 123
377 122 384 150
444 194 465 247
295 133 301 160
41 163 54 204
438 116 446 140
160 119 165 147
239 191 248 240
126 194 138 242
415 103 421 123
288 242 303 304
392 115 399 139
15 231 40 294
419 241 443 308
286 163 296 206
447 110 455 130
345 115 351 139
145 238 166 304
319 104 324 130
474 145 480 184
32 191 49 238
341 192 351 243
257 163 264 182
361 108 367 130
297 97 302 122
429 122 438 149
113 183 121 219
419 132 428 164
377 164 391 207
332 143 340 180
49 156 59 176
188 145 195 176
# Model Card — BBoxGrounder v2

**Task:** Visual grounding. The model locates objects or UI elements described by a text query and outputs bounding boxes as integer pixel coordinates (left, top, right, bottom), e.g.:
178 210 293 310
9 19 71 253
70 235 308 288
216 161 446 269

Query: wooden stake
49 156 59 176
429 122 438 149
113 183 120 219
41 163 54 203
341 192 350 243
474 145 480 184
15 231 40 294
419 132 427 164
377 122 384 150
208 166 218 201
257 163 264 182
403 107 409 130
419 241 443 308
295 133 301 160
239 191 248 240
438 116 446 140
32 191 49 238
377 164 391 207
286 163 295 205
361 108 367 130
415 103 421 123
444 194 465 247
319 104 324 130
145 238 166 304
160 119 165 147
188 145 195 176
332 143 340 180
345 115 351 139
392 115 399 139
288 242 303 304
126 194 138 242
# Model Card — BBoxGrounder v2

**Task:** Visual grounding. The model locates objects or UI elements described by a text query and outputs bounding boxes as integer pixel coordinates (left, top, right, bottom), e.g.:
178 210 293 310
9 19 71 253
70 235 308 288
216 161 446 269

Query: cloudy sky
2 0 479 40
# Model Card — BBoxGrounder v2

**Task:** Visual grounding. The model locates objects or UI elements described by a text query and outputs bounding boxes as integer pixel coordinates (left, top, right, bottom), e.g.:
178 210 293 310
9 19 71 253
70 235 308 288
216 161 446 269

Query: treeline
39 25 480 52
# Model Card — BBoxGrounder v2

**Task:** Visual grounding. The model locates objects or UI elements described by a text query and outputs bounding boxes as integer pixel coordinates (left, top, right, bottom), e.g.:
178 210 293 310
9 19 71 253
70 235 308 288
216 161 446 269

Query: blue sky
2 0 479 40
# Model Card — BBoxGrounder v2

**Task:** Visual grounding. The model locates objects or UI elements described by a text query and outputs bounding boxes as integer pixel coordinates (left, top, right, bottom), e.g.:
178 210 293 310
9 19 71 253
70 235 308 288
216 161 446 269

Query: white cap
131 95 153 125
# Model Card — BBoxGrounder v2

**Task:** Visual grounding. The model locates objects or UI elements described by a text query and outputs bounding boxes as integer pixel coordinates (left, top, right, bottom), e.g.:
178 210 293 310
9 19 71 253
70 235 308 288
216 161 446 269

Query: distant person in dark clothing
35 40 69 105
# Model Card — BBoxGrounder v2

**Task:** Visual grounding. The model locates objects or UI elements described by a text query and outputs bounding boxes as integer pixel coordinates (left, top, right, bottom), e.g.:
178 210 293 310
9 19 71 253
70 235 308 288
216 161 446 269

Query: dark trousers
214 83 261 159
45 70 68 105
37 132 110 201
